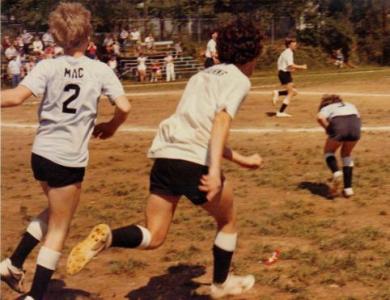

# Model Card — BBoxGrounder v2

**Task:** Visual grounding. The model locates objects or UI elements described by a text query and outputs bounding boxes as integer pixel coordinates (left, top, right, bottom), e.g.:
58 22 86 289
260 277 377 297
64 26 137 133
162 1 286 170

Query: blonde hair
49 2 92 51
319 94 343 111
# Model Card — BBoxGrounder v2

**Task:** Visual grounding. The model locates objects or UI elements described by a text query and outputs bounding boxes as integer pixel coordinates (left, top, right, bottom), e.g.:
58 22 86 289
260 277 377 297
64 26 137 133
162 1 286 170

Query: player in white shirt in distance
66 20 264 299
273 37 307 117
317 94 361 198
0 3 130 300
204 30 219 68
164 52 175 82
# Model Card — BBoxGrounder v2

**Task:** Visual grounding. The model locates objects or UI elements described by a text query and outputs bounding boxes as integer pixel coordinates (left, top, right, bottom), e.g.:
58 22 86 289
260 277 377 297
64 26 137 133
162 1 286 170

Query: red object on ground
262 249 281 265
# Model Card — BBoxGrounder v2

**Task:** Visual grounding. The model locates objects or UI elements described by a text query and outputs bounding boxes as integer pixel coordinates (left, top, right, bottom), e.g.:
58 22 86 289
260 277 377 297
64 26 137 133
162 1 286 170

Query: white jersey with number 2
20 55 125 167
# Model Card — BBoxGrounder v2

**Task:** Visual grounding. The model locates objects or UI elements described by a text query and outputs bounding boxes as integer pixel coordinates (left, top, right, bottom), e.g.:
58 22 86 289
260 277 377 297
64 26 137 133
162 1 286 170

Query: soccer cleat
329 171 343 197
210 274 255 299
0 258 25 293
66 224 112 275
272 90 279 105
343 188 354 198
276 111 292 117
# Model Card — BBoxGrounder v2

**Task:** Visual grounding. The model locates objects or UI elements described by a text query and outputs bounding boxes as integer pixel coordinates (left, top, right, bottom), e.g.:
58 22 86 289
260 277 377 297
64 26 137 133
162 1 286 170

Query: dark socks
278 90 288 96
343 166 353 188
326 155 339 173
28 265 54 300
213 245 234 284
10 232 40 269
111 225 143 248
279 103 288 113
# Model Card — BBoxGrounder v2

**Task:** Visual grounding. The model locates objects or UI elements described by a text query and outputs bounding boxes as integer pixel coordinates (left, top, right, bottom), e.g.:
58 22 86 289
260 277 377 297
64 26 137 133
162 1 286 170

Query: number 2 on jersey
62 84 80 114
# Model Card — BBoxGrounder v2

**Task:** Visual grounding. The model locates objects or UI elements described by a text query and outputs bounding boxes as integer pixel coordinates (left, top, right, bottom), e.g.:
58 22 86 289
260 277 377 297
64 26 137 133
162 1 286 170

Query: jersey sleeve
318 105 332 119
101 65 125 103
19 60 50 96
286 50 294 66
216 76 251 119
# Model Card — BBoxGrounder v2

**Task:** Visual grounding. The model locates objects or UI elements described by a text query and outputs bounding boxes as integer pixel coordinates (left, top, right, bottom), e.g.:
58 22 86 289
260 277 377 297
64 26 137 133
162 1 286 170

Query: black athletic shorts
31 153 85 188
150 158 224 206
204 57 214 69
327 115 361 142
278 70 293 85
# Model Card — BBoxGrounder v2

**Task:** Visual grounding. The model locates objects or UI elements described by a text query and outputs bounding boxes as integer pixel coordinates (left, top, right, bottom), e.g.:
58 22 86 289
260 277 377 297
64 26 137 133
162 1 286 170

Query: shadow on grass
44 279 100 300
298 181 333 200
266 112 277 117
126 264 210 300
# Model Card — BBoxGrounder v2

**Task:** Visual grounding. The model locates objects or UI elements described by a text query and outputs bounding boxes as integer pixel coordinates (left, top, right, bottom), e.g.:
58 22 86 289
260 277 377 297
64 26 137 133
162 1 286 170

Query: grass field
1 68 390 300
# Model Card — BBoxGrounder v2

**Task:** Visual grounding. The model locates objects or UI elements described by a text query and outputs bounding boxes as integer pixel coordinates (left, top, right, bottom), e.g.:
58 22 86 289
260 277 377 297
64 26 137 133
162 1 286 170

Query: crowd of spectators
2 27 182 85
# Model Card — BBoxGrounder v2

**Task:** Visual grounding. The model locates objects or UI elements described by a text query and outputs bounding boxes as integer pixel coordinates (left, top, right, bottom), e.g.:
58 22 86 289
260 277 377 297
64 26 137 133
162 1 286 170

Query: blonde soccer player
67 20 263 298
317 94 361 198
272 37 307 117
0 3 130 300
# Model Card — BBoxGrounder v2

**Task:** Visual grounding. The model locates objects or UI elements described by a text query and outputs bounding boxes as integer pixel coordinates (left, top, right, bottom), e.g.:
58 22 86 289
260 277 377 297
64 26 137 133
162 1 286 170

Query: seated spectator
144 33 155 51
5 44 19 60
119 28 129 47
107 56 118 75
150 60 162 82
24 55 36 75
32 35 44 55
14 35 24 52
86 41 97 59
164 52 175 82
137 52 147 82
22 30 33 54
112 39 121 57
54 44 64 57
44 42 55 59
2 35 12 52
42 31 54 47
7 55 22 87
130 28 141 46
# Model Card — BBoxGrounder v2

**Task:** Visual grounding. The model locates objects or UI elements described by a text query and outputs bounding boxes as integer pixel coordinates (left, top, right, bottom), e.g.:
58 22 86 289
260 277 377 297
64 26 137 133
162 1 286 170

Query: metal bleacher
119 41 203 81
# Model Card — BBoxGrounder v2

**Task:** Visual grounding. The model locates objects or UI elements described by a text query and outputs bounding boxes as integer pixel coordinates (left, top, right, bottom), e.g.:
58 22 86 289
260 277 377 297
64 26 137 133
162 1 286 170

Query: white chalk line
123 90 390 98
2 123 390 134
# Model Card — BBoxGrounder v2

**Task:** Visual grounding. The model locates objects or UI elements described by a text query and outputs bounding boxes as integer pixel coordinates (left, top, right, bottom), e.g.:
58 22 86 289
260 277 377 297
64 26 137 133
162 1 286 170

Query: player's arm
93 95 131 139
223 147 263 169
288 63 307 71
317 112 329 130
199 110 231 201
1 85 33 107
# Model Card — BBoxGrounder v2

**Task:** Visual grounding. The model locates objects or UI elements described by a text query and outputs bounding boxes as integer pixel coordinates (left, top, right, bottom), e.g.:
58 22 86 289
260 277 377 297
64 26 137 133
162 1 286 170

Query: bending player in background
273 37 307 117
66 20 263 299
317 94 361 198
0 3 130 300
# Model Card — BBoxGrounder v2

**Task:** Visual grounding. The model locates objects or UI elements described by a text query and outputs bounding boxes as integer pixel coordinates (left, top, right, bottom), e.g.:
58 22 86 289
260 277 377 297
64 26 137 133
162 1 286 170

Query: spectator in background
44 42 55 59
174 41 183 58
150 60 161 82
22 30 33 54
204 30 218 68
32 35 44 55
2 35 12 52
5 44 19 60
86 41 97 59
130 28 141 46
145 33 155 51
119 28 129 47
164 52 175 82
112 39 121 57
42 31 54 47
24 55 36 75
334 49 344 68
7 55 22 87
103 33 114 54
137 52 147 82
108 55 118 75
14 35 24 52
54 43 64 57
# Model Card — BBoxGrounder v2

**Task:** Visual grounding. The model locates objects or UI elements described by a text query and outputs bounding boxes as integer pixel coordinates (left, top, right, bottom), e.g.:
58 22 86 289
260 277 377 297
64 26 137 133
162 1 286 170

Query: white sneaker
343 188 354 197
329 171 343 197
276 111 292 117
0 258 25 293
66 224 112 275
272 90 279 105
210 274 255 299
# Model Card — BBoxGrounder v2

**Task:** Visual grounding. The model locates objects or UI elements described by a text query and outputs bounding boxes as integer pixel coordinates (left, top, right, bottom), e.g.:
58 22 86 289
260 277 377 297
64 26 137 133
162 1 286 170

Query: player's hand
240 154 263 169
199 173 222 201
93 122 116 139
302 64 308 70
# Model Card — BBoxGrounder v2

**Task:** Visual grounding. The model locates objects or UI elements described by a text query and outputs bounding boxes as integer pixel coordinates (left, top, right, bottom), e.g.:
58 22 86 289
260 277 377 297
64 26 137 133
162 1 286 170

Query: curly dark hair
217 20 262 65
318 94 343 111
